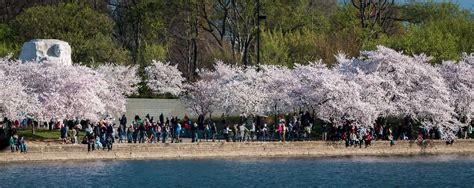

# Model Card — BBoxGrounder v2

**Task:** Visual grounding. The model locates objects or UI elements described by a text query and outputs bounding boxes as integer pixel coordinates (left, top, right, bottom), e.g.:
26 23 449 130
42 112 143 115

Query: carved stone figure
19 39 72 65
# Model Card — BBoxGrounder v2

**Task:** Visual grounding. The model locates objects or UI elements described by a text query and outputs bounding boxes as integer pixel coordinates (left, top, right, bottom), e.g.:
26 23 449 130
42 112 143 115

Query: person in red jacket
365 132 372 148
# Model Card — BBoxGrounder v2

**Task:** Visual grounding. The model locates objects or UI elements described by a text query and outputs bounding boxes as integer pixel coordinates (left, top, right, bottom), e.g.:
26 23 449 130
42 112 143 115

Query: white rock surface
19 39 72 65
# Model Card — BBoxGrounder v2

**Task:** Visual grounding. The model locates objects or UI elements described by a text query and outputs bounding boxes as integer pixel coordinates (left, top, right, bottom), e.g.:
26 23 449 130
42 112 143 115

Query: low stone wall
1 140 474 162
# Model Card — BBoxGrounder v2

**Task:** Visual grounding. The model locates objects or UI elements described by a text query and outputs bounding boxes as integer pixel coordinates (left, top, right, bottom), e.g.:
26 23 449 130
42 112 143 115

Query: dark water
1 155 474 188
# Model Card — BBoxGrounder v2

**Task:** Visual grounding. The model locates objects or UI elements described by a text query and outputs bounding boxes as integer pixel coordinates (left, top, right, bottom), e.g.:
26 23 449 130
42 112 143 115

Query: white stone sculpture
19 39 72 65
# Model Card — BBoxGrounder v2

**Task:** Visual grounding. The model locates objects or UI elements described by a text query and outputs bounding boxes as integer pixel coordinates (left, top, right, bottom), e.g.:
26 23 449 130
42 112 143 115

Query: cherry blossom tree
145 60 185 96
438 53 474 127
95 64 140 118
199 61 241 115
259 65 296 116
291 62 376 128
0 59 139 122
180 61 241 117
0 69 39 120
96 64 140 96
337 46 458 138
17 62 111 122
180 79 221 117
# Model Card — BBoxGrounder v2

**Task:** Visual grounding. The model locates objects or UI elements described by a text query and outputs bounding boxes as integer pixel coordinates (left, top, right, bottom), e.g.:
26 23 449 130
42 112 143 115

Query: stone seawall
1 140 474 162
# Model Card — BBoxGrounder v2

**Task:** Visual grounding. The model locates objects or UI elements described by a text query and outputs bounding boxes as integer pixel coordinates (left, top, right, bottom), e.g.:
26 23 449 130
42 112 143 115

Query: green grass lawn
17 128 85 141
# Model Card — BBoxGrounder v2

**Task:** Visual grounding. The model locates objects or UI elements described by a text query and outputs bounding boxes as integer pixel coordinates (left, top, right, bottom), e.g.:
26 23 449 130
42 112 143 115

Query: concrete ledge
1 140 474 162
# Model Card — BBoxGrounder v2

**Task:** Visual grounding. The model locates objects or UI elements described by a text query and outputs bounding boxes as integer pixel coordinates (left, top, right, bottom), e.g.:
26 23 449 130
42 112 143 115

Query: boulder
19 39 72 65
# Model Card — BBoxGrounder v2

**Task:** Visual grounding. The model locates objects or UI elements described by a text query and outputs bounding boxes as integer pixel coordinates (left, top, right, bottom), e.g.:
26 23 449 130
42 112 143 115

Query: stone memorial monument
19 39 72 65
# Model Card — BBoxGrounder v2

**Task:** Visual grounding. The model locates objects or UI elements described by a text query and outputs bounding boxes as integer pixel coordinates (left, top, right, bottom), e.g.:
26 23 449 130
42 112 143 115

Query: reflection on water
2 155 474 188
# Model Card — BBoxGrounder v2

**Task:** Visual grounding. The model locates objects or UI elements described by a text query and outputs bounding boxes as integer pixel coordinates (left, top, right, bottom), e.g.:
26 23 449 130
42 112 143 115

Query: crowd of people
1 112 473 153
0 120 27 153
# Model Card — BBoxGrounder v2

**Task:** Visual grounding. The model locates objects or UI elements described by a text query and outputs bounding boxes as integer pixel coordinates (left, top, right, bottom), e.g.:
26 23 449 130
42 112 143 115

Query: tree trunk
32 121 37 135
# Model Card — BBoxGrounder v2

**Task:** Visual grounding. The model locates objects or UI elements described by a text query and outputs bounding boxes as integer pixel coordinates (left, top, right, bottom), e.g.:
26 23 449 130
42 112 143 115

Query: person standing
127 126 133 143
150 123 156 143
162 123 169 143
60 125 68 144
287 121 294 141
9 135 16 152
389 129 395 146
239 124 248 142
118 125 124 143
192 122 199 142
211 121 217 142
262 124 268 142
321 122 328 141
198 114 204 142
107 123 114 143
119 114 127 130
233 124 239 142
365 131 372 147
138 121 145 143
159 113 164 127
183 121 189 138
204 123 210 142
175 121 181 143
467 123 473 139
250 123 256 142
277 121 286 142
72 126 78 145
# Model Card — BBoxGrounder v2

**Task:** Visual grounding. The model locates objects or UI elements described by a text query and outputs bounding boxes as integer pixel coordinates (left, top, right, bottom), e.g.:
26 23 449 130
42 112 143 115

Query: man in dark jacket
198 114 205 141
159 113 164 126
119 115 127 129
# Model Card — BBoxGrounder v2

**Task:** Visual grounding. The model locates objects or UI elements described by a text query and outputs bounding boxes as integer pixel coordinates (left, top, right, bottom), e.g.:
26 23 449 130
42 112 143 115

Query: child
96 137 103 150
9 136 16 152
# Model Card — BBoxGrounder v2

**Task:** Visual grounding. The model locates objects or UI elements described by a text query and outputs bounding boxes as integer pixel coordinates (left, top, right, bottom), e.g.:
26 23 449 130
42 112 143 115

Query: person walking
233 124 239 142
223 125 230 142
239 124 248 142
